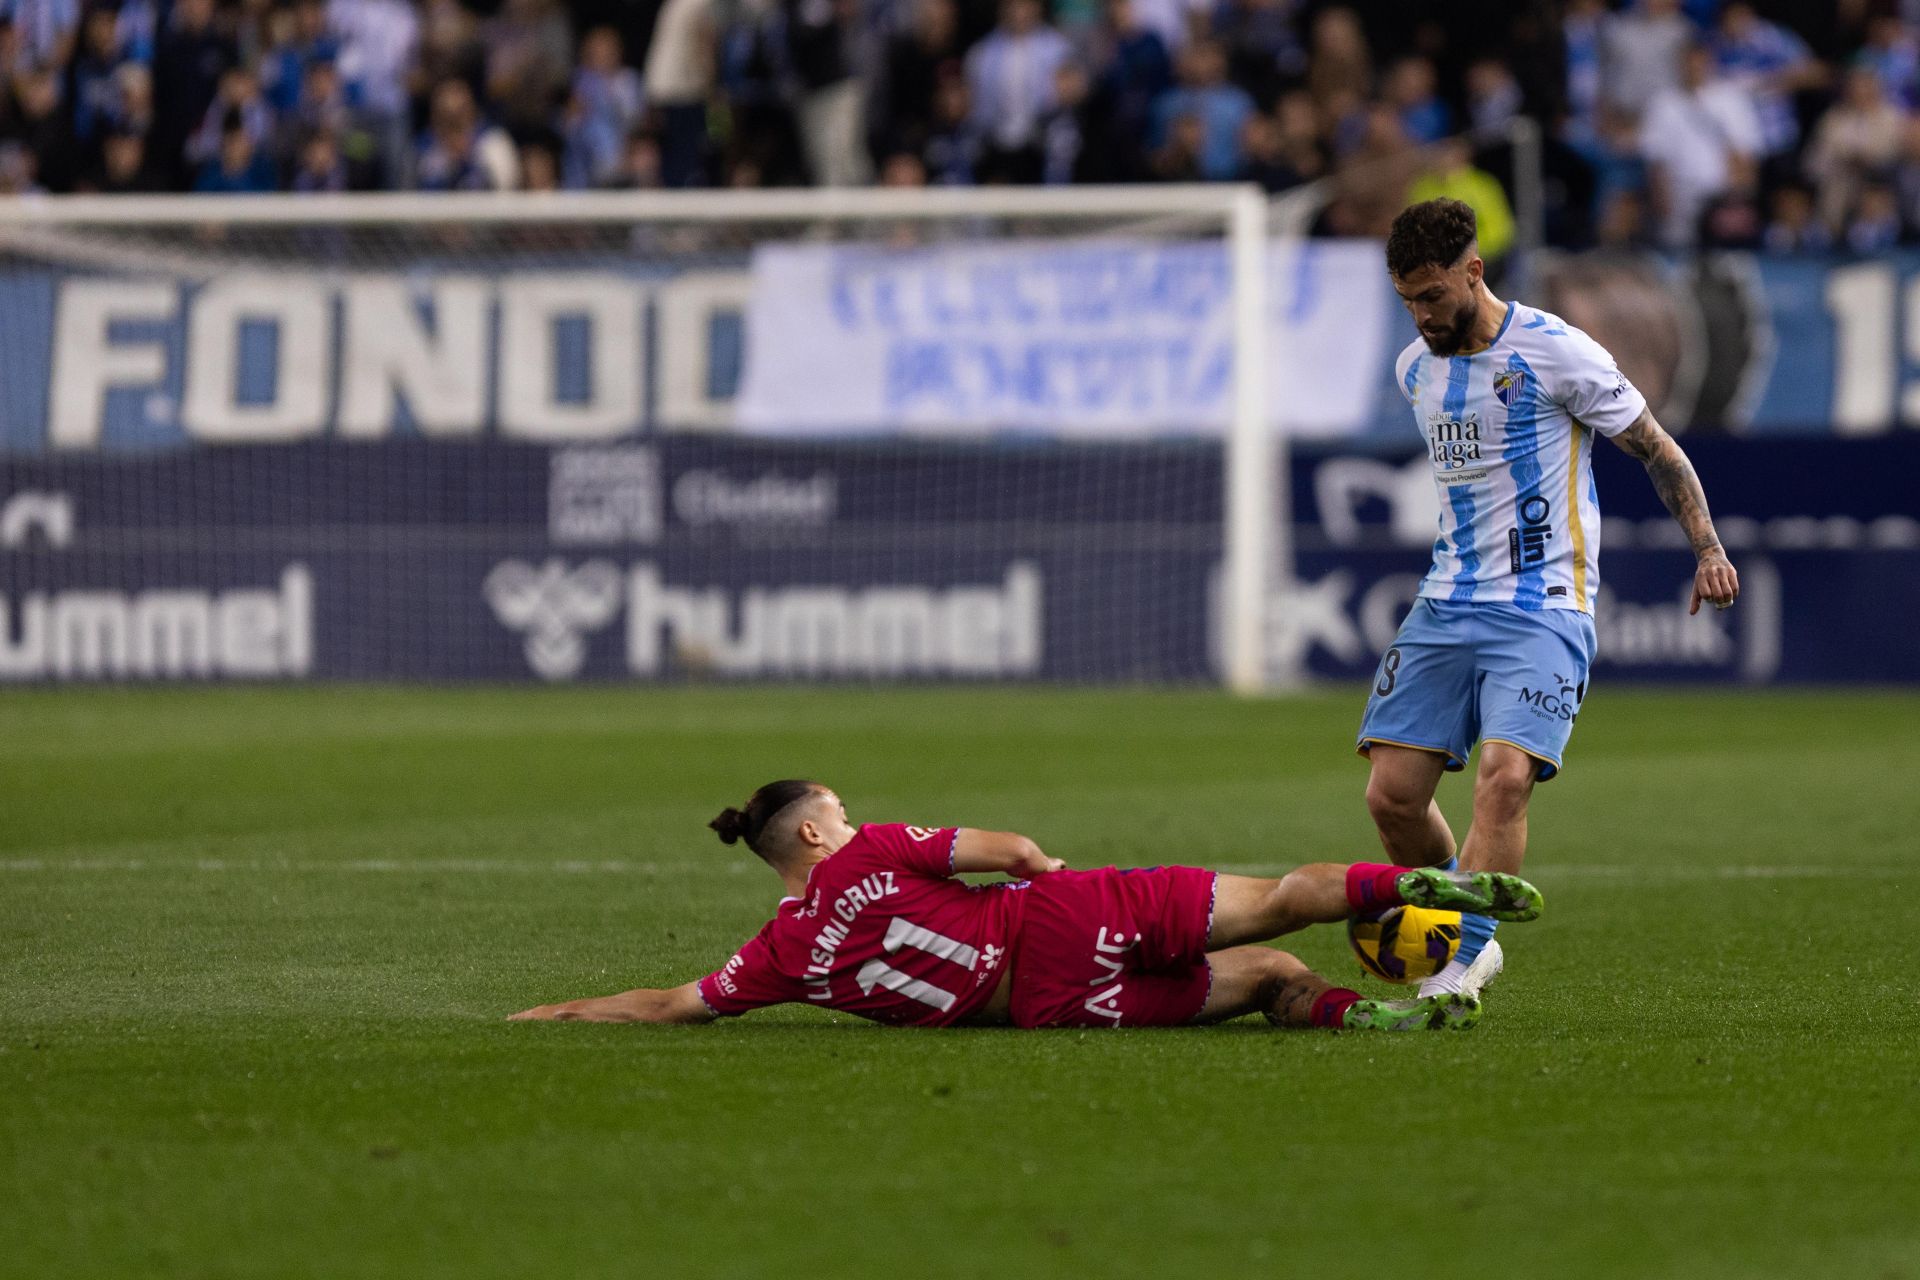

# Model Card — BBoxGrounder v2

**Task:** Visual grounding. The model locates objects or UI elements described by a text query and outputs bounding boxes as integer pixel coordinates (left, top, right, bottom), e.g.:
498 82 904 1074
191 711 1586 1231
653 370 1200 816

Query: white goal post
0 186 1295 692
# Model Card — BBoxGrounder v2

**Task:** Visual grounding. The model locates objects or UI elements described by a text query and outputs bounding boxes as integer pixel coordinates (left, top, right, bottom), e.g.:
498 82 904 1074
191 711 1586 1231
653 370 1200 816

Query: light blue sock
1437 857 1497 966
1453 912 1497 966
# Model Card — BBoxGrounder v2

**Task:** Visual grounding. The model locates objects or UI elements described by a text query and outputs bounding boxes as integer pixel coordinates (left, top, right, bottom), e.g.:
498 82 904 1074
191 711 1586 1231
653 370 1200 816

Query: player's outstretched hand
507 1003 570 1021
1691 548 1739 615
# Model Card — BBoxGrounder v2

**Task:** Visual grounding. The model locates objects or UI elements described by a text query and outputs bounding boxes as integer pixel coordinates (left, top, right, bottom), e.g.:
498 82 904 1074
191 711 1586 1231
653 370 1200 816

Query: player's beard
1420 303 1478 356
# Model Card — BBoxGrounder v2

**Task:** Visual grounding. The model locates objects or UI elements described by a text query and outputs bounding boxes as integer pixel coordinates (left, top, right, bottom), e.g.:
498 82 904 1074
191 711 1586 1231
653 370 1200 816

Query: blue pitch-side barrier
1 436 1914 685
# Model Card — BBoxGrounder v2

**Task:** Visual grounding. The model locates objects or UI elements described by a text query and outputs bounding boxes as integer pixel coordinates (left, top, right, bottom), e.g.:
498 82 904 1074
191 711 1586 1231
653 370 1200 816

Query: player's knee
1365 776 1426 830
1473 758 1535 820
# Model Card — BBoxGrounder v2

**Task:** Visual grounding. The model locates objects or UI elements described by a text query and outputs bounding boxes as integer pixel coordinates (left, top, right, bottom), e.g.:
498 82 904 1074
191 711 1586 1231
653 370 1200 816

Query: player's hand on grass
1691 547 1739 615
507 1003 574 1021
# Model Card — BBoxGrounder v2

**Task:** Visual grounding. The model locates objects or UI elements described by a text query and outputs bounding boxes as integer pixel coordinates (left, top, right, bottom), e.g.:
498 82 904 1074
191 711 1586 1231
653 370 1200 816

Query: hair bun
709 807 748 845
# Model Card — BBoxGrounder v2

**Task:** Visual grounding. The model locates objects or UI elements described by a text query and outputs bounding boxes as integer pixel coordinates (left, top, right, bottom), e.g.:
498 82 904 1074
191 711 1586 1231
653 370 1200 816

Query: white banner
735 238 1389 438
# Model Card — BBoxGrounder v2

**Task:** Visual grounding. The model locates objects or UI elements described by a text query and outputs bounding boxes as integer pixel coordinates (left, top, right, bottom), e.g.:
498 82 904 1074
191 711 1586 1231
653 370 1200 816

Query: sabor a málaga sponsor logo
483 560 1043 681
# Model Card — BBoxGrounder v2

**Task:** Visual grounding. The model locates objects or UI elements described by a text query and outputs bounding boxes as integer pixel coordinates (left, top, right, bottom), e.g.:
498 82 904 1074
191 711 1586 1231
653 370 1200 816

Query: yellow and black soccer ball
1347 906 1462 985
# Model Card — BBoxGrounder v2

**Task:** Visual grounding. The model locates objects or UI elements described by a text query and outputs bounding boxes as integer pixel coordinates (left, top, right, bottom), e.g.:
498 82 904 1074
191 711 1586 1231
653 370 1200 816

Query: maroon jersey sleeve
696 923 804 1017
856 824 961 878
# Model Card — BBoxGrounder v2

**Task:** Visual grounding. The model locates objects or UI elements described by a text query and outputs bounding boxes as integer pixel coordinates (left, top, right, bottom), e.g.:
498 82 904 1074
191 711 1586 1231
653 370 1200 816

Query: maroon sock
1310 988 1362 1028
1344 862 1410 912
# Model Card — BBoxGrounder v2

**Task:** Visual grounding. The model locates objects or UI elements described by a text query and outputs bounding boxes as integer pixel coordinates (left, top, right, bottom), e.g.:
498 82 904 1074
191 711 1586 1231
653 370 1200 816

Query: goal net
0 188 1303 691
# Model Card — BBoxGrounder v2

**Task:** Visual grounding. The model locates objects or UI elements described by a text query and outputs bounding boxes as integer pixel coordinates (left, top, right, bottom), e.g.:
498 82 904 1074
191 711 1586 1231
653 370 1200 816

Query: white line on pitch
0 859 1904 880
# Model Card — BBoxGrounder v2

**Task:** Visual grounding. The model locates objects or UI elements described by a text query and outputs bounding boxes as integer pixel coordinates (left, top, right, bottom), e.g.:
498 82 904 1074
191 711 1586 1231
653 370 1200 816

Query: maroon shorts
1008 865 1218 1029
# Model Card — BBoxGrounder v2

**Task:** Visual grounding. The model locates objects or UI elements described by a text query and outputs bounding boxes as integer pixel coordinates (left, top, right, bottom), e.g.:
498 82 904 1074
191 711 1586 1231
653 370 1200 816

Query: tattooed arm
1608 410 1739 615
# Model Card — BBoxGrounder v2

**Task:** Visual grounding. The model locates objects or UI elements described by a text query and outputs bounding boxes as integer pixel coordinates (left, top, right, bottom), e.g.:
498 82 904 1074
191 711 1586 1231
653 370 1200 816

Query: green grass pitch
3 685 1916 1280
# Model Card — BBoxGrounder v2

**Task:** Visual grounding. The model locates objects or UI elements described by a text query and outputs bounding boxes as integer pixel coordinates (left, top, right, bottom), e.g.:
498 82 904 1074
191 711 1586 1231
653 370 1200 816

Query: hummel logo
484 558 623 681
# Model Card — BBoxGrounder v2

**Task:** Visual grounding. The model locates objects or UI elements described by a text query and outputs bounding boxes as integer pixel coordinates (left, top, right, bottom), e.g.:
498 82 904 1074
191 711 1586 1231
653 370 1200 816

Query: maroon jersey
697 824 1029 1026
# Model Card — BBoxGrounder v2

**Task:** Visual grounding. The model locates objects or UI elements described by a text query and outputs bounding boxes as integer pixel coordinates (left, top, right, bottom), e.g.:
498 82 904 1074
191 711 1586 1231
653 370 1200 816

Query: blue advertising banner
6 247 1920 452
3 436 1915 685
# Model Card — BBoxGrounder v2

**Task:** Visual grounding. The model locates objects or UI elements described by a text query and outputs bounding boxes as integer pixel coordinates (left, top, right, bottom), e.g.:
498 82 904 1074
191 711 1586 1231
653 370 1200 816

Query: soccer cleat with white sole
1421 939 1505 1001
1340 992 1481 1032
1396 867 1544 922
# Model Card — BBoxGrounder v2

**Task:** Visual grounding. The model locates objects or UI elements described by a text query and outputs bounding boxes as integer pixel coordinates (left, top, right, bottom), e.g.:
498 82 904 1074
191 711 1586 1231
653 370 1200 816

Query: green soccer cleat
1396 866 1545 923
1342 992 1481 1032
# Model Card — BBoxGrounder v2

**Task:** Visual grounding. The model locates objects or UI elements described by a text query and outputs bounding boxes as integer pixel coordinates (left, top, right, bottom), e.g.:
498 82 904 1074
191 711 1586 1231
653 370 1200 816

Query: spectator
1894 114 1920 232
1076 0 1171 182
879 149 927 185
1595 187 1656 249
559 79 622 186
964 0 1072 185
193 122 276 191
0 136 44 192
186 67 273 170
12 67 73 188
67 7 129 148
1147 110 1204 180
76 128 158 192
290 127 347 191
575 24 642 137
1844 180 1904 251
519 133 562 191
1697 177 1765 248
1323 104 1419 236
1129 0 1207 55
1761 182 1832 252
1304 6 1369 108
6 0 79 73
108 62 154 138
1211 0 1306 111
1562 0 1607 144
150 0 234 188
922 68 979 184
1384 55 1450 144
413 0 484 101
641 0 714 187
601 128 663 188
880 0 962 160
1860 14 1920 110
330 0 417 181
1638 42 1763 247
1712 2 1823 159
258 0 336 114
716 0 803 187
1408 137 1518 262
1149 39 1252 180
787 0 872 187
1237 111 1301 191
483 0 571 131
1807 66 1907 230
1270 87 1326 181
1601 0 1692 116
1464 57 1523 143
415 77 517 190
1040 61 1084 183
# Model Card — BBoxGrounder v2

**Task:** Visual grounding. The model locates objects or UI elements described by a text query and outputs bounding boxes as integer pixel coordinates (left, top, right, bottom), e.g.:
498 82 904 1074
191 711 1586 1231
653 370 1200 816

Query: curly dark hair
1386 198 1479 279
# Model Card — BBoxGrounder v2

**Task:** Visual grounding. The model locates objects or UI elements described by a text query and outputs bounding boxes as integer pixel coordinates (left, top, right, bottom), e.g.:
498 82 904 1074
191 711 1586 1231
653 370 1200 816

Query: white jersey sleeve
1543 325 1646 438
1393 339 1425 405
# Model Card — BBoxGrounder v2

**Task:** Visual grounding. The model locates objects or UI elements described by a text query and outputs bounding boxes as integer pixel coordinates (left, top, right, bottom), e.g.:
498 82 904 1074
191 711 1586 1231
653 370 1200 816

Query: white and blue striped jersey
1394 301 1647 614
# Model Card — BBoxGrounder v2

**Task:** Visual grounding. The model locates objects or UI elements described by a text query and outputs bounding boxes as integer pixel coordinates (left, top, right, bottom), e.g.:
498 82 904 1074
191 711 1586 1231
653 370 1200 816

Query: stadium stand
1 0 1913 250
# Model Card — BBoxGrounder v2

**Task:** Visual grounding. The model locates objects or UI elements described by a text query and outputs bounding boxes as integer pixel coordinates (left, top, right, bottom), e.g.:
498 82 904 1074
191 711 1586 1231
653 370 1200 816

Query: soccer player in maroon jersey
510 780 1543 1033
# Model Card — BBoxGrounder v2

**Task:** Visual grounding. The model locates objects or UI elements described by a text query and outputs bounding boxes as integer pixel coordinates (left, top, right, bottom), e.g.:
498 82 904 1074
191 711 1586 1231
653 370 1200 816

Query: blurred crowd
2 0 1918 251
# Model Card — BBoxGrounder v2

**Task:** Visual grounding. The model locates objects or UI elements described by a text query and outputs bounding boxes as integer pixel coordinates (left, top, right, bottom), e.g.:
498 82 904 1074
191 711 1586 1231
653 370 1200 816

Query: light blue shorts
1356 598 1598 782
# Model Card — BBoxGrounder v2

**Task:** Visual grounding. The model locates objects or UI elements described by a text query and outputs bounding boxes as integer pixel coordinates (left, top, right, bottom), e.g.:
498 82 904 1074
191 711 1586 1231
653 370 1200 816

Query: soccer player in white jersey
1357 198 1740 1002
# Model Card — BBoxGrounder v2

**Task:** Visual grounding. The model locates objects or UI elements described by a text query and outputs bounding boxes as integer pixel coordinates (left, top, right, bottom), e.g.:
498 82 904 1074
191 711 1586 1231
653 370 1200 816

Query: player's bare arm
951 828 1066 877
509 981 716 1024
1610 409 1740 615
